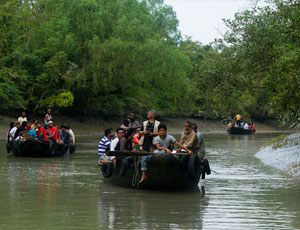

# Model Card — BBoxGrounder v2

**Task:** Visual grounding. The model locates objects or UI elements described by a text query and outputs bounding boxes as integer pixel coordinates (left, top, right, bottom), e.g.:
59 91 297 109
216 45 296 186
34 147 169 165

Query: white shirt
69 129 75 144
110 138 120 151
18 117 27 124
244 123 250 130
9 127 17 141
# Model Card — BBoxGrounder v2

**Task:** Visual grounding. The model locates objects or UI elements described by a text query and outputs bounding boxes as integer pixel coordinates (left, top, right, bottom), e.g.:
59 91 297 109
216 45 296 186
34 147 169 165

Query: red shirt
48 126 58 141
37 127 47 142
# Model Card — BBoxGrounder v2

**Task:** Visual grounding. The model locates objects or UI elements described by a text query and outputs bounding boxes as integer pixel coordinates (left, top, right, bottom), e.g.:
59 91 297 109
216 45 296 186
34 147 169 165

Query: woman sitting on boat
139 124 193 183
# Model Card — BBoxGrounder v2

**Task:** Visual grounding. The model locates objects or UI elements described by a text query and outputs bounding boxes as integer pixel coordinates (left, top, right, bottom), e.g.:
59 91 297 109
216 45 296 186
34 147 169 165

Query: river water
0 132 300 230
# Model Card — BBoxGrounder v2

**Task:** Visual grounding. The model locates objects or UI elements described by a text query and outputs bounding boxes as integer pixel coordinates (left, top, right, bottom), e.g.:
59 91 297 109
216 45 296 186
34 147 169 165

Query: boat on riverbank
228 126 255 135
101 151 210 191
8 139 75 157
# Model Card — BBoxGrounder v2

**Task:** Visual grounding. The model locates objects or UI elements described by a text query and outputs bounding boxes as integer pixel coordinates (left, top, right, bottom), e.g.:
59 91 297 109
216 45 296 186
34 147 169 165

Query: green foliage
0 71 24 109
0 0 298 123
41 91 74 108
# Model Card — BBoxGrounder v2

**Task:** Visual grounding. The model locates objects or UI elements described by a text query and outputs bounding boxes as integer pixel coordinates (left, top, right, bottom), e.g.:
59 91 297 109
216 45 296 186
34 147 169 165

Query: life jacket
133 133 140 144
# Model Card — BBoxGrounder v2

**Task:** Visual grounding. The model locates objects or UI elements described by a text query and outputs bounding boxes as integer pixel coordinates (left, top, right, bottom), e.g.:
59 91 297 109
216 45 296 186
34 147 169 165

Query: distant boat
8 139 75 157
100 151 210 191
228 126 255 135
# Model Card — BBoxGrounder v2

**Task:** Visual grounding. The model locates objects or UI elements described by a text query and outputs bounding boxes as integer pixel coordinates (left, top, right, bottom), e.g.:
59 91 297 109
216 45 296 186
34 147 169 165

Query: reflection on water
0 133 300 229
97 186 207 229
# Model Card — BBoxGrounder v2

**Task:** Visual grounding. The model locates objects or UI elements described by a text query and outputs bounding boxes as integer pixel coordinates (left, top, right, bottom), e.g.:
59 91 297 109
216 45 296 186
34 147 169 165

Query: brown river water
0 132 300 230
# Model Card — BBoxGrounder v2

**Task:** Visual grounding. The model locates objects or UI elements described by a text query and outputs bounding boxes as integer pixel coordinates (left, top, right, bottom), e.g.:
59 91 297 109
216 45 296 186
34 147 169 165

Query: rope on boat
132 156 141 188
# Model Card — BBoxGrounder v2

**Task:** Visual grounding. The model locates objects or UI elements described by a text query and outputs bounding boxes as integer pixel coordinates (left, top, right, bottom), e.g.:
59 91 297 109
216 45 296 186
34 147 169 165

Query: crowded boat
227 113 256 134
98 110 211 190
6 109 75 156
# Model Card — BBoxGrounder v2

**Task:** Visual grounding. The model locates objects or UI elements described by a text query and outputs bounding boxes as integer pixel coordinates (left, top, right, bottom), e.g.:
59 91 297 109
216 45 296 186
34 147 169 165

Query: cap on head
15 121 20 125
48 120 54 124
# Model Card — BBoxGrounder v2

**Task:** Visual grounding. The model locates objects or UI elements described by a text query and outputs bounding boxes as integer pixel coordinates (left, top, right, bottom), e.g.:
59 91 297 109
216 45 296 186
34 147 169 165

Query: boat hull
102 153 203 191
10 139 74 157
228 127 255 135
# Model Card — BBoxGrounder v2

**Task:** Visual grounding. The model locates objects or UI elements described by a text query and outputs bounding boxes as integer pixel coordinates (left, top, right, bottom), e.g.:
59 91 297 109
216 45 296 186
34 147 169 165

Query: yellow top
234 114 241 121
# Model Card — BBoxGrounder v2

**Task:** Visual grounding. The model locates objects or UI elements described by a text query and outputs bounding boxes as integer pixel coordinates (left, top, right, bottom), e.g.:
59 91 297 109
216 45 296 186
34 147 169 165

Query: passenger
244 123 250 130
250 122 255 131
36 122 47 142
139 110 160 152
139 124 193 183
191 123 206 160
26 124 37 138
66 124 75 144
31 120 38 130
177 121 199 154
58 125 70 144
7 122 15 143
125 128 135 151
128 112 141 131
240 122 244 128
18 111 27 124
154 124 193 154
14 121 27 140
120 119 130 133
139 144 155 183
98 128 115 165
110 128 126 151
234 113 241 127
227 122 232 131
9 121 20 141
44 108 53 128
47 120 58 142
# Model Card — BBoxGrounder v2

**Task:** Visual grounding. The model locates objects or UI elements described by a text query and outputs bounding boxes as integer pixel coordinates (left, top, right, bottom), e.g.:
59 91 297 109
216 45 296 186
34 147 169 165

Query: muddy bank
0 114 287 137
256 133 300 177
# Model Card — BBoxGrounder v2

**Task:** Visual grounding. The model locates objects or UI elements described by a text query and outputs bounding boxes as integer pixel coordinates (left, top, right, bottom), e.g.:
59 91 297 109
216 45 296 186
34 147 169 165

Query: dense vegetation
0 0 299 124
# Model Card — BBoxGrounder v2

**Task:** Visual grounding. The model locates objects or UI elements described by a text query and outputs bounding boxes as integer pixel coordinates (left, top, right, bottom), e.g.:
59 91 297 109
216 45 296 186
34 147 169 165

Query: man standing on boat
18 111 27 124
139 110 160 152
234 113 242 127
138 110 160 183
98 128 115 165
128 112 141 131
191 123 205 160
177 121 199 154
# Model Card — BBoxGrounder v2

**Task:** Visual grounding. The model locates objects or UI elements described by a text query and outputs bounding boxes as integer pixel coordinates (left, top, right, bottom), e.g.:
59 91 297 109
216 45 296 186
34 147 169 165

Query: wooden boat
100 151 210 191
9 138 75 157
228 126 255 135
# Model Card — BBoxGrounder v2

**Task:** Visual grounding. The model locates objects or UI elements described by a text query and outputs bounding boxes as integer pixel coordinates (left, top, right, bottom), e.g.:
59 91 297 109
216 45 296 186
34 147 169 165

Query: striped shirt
98 136 111 156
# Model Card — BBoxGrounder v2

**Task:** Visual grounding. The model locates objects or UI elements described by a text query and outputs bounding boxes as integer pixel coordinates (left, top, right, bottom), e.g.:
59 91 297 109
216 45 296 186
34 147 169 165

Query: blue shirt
98 136 111 156
28 129 37 138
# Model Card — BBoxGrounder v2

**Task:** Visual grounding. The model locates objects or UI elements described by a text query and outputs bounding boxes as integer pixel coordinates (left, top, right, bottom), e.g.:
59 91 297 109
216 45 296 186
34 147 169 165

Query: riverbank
256 133 300 177
0 114 288 137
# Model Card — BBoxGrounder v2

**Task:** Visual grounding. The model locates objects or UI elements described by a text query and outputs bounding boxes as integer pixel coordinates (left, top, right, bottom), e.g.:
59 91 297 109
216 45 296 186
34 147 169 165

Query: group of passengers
98 110 206 183
228 113 256 130
7 109 75 145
